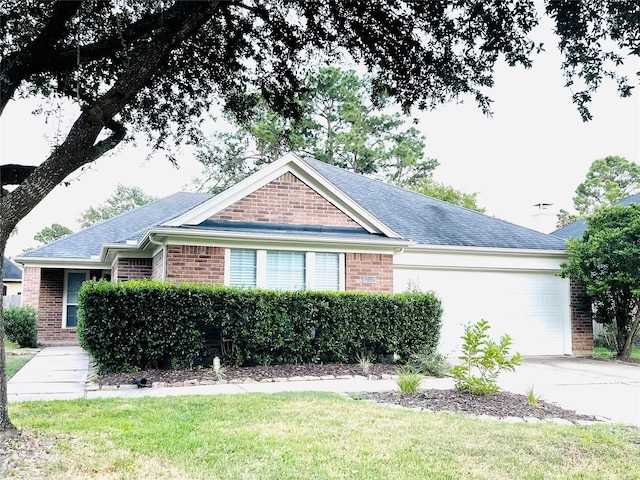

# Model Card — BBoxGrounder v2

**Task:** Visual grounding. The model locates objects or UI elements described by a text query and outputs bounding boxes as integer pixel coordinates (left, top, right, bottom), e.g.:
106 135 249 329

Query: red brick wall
570 279 594 357
166 245 225 284
24 268 78 346
113 258 153 281
345 253 393 293
211 172 359 227
152 250 164 280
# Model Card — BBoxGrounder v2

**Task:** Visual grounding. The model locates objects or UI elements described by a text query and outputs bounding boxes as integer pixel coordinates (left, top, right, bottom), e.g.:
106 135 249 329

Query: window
315 252 340 291
2 285 6 296
267 250 306 291
64 271 89 328
229 249 256 287
228 249 343 291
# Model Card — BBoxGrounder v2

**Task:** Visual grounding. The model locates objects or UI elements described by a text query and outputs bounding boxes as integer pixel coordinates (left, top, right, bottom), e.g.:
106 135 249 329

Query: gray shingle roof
3 257 22 280
19 158 570 261
304 158 567 250
551 193 640 240
21 192 212 259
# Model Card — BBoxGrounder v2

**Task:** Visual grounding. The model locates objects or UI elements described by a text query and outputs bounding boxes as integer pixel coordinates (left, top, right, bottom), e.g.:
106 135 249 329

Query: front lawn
9 393 640 479
5 355 31 380
4 339 37 380
594 346 640 359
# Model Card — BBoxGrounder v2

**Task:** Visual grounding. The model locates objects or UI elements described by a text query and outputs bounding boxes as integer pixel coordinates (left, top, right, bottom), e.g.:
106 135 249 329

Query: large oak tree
0 0 638 434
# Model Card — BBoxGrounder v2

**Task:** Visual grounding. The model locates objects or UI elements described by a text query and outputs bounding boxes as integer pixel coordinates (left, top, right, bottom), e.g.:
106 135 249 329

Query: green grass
4 339 20 349
4 339 36 380
5 355 31 380
9 393 640 479
593 346 640 359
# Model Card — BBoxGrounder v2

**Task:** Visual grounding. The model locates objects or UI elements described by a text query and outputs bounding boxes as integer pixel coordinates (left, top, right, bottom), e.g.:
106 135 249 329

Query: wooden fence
2 295 22 307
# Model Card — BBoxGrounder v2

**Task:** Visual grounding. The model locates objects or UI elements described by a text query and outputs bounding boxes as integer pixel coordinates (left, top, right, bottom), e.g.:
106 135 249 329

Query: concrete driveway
499 356 640 426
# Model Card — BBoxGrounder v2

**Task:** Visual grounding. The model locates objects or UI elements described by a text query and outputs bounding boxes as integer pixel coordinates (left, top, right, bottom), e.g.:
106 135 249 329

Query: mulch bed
97 362 399 386
97 362 599 423
359 390 598 422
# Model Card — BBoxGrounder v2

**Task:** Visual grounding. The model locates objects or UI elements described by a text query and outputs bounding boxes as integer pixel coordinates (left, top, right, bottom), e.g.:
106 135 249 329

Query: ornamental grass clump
355 351 373 374
451 319 522 395
396 367 422 395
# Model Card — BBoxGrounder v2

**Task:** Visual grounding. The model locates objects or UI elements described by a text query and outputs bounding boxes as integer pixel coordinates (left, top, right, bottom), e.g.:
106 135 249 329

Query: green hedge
78 280 442 372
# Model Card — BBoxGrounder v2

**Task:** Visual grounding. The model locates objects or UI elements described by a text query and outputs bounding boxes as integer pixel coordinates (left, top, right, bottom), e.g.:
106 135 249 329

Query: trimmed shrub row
78 280 442 373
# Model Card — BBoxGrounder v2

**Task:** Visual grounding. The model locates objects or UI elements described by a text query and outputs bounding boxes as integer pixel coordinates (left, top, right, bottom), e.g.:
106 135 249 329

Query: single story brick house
16 153 592 355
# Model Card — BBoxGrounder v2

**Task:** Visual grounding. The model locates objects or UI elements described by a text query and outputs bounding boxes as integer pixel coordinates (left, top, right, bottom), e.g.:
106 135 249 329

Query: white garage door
395 269 570 356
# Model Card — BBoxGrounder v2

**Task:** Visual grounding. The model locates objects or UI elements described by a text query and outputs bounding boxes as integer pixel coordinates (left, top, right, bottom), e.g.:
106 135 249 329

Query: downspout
148 233 167 282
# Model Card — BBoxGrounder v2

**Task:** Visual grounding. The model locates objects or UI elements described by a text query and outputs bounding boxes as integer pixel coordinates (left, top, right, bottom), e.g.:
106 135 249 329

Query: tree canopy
560 204 640 359
33 223 72 245
410 179 485 213
193 67 439 193
556 155 640 228
0 0 638 433
78 184 156 228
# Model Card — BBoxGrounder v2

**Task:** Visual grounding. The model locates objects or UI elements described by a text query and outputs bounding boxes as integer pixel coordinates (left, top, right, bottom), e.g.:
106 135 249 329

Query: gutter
139 226 414 252
147 232 167 281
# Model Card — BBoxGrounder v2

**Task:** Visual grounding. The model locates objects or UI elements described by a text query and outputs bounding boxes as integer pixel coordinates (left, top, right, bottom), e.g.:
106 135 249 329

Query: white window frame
63 270 89 329
225 248 258 288
225 249 345 291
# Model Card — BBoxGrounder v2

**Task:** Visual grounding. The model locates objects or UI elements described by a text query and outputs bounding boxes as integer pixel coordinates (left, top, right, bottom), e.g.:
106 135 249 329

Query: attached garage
394 246 572 356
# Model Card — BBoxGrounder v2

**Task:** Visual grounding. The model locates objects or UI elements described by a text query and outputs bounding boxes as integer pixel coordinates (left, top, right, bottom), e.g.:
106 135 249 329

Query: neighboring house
16 154 592 355
2 256 23 297
552 192 640 241
552 193 640 341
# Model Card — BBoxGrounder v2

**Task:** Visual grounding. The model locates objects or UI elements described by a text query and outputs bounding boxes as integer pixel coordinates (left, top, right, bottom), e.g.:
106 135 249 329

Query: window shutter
314 252 340 291
266 251 306 290
230 249 257 287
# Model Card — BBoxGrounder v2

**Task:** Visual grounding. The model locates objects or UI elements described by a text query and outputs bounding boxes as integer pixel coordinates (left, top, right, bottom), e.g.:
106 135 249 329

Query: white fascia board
12 257 110 270
145 227 412 254
403 243 568 257
162 154 401 239
395 244 568 272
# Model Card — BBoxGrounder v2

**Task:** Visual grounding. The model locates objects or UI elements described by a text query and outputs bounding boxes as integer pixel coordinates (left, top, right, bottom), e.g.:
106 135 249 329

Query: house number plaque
362 275 377 284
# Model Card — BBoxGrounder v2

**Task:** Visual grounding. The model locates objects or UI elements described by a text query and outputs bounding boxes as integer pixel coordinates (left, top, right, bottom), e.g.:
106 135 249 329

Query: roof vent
126 239 137 245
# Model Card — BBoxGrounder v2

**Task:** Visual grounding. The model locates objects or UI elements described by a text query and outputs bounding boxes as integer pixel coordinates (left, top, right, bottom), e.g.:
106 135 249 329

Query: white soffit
163 153 400 238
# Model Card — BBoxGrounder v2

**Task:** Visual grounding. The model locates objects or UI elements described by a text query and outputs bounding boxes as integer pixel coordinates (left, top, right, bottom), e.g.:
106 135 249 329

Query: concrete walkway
7 347 640 427
8 346 89 402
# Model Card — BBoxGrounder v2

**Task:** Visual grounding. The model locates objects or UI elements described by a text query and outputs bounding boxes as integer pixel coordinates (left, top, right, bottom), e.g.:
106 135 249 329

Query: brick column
570 279 593 357
21 266 41 310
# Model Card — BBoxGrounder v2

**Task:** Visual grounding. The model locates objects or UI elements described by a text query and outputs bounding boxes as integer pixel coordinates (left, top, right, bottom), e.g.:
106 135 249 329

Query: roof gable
165 153 400 238
209 171 360 228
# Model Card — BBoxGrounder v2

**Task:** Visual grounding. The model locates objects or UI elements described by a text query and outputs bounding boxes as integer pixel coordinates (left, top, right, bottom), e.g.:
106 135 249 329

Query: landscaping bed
359 390 598 423
97 362 599 423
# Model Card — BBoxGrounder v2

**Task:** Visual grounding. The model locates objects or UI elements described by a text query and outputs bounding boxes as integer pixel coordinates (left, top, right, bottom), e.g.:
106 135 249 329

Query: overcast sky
2 15 639 258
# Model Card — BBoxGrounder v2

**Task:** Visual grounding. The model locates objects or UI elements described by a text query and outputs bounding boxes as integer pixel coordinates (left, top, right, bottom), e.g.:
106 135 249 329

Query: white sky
1 16 639 258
